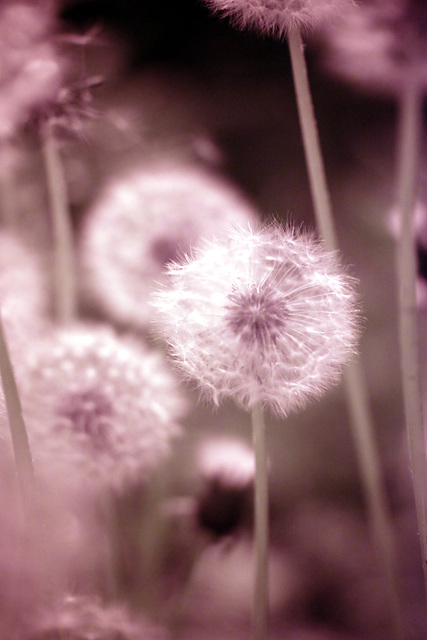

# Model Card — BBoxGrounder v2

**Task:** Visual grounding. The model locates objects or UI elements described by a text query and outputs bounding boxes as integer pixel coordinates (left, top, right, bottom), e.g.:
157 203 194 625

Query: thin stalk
0 309 35 521
395 70 427 590
41 124 76 323
344 361 403 634
287 24 402 636
287 26 337 251
0 137 16 227
251 402 268 640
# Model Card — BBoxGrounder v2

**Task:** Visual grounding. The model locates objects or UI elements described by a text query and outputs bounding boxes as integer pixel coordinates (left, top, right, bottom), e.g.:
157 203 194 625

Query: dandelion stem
344 361 403 635
0 137 16 227
287 24 402 636
395 69 427 594
251 402 268 640
41 123 76 323
287 26 337 251
0 309 35 521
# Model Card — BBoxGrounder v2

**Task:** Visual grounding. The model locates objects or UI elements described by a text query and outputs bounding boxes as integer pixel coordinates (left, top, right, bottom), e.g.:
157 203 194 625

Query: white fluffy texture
153 225 359 417
19 324 187 493
317 0 427 95
28 595 169 640
203 0 355 38
81 163 259 330
0 1 63 135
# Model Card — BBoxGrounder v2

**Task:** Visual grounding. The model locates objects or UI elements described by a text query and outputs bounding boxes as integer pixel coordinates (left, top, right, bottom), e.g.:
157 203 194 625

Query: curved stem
287 24 402 636
0 309 35 521
395 71 427 590
251 403 268 640
41 124 77 324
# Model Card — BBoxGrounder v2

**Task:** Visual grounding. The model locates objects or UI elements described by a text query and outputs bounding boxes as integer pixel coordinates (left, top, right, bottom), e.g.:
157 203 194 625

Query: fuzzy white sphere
81 163 258 330
19 324 187 493
152 224 359 417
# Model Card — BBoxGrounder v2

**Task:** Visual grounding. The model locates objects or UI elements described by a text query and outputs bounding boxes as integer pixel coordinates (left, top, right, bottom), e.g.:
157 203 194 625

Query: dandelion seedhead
0 1 63 136
27 595 169 640
201 0 354 38
28 75 104 139
19 324 187 493
316 0 427 94
198 437 256 488
153 224 359 417
196 438 255 537
81 163 258 329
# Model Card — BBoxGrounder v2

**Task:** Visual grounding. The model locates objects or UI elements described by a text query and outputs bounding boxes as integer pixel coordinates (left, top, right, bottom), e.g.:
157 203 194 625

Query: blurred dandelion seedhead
81 163 258 329
19 325 187 492
0 1 63 136
316 0 427 94
27 594 169 640
198 437 255 488
195 437 255 537
202 0 354 38
153 224 359 417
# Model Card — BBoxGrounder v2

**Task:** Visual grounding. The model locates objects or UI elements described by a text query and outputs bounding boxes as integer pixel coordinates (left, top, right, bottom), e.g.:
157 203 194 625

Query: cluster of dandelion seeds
201 0 355 38
81 163 258 330
18 324 188 493
0 0 63 137
152 224 359 417
316 0 427 95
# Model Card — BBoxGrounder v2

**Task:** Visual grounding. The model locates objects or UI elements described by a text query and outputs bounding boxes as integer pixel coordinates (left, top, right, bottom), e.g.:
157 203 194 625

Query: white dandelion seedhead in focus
81 163 258 329
153 224 359 417
19 324 187 492
201 0 354 38
27 594 170 640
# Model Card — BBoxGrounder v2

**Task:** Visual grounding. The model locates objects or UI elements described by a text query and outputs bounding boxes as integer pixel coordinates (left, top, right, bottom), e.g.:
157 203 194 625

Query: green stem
395 70 427 592
287 24 402 636
41 124 76 324
251 403 268 640
0 309 35 521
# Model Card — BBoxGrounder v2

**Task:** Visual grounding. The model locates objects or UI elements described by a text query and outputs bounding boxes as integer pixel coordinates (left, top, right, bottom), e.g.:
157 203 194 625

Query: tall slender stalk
395 69 427 591
287 24 401 635
0 137 16 227
41 123 76 324
0 310 34 521
251 403 268 640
